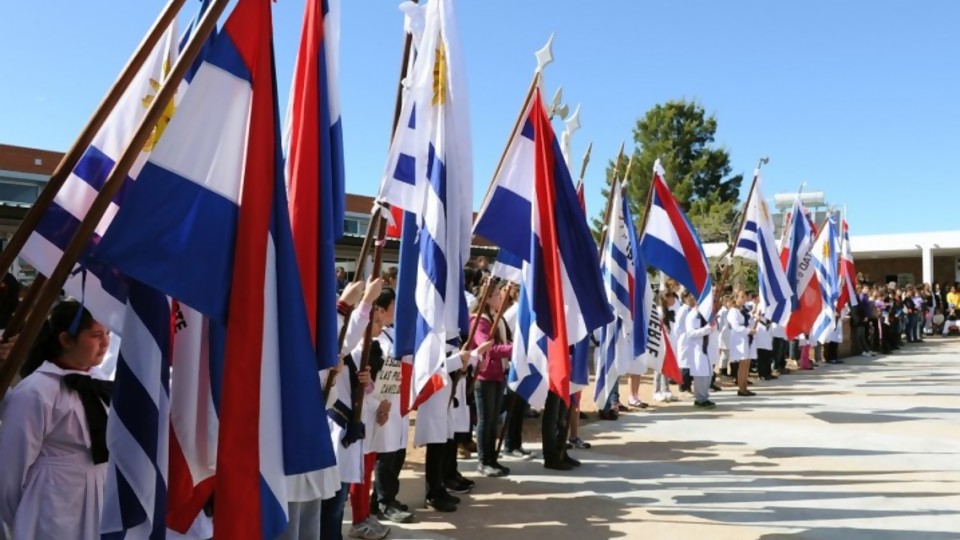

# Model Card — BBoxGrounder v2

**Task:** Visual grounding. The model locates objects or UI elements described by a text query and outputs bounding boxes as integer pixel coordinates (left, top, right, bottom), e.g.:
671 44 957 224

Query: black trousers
443 437 462 482
503 390 527 452
680 368 693 392
474 380 504 466
772 337 788 370
757 348 773 378
425 442 447 499
541 391 570 462
825 341 839 361
374 448 405 511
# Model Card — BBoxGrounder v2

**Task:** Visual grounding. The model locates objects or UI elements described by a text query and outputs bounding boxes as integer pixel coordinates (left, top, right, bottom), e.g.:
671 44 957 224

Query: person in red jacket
470 281 511 478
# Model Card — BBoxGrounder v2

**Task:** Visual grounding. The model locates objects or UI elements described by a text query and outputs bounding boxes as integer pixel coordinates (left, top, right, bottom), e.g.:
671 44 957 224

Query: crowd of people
0 264 958 540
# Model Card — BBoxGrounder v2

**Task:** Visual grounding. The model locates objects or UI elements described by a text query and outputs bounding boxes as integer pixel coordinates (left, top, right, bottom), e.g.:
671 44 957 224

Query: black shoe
694 400 717 409
760 375 778 381
492 462 511 475
441 491 461 505
544 459 574 471
452 475 475 490
578 411 588 420
710 384 722 391
381 501 415 523
563 454 581 467
598 410 618 421
444 478 473 494
737 390 756 397
425 496 457 513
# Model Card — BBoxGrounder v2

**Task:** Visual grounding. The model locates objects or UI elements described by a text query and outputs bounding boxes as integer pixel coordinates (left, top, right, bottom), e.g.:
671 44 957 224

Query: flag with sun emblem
17 25 181 334
378 0 472 406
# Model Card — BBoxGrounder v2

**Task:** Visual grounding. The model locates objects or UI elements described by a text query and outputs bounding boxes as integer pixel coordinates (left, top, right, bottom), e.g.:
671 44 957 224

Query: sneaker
627 398 648 409
348 519 388 539
492 462 511 475
425 496 457 513
568 436 592 449
441 491 461 505
710 384 723 392
737 390 756 397
449 474 475 491
666 392 679 402
503 447 534 460
693 400 717 410
381 501 415 523
478 464 505 477
564 454 582 467
653 392 666 402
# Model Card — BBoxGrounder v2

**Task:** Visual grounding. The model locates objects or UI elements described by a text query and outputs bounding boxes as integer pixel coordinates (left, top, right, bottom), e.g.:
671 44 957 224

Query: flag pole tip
535 34 555 73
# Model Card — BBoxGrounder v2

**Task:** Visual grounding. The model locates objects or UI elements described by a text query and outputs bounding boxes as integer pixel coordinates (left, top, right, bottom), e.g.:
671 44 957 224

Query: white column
922 246 934 285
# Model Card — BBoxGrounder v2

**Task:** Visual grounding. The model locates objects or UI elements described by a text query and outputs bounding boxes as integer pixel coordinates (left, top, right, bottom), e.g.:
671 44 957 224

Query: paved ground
361 339 960 540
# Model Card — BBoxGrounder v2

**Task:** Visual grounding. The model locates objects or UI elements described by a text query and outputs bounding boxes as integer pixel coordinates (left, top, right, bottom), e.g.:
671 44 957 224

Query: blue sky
1 1 958 236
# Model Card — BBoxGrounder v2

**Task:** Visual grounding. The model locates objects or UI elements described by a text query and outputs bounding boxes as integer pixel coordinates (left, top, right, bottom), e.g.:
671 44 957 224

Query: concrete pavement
370 339 960 539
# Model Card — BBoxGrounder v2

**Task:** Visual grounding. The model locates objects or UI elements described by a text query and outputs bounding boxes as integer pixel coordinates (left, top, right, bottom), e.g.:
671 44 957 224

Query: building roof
0 143 62 177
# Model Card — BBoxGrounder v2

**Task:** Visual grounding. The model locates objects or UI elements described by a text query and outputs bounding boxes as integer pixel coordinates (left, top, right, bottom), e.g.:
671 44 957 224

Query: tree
593 100 744 245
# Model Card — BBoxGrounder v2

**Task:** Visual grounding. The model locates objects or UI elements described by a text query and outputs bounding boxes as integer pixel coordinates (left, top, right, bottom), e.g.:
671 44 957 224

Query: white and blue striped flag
507 269 550 409
593 180 647 408
100 283 171 540
733 173 793 325
379 0 472 402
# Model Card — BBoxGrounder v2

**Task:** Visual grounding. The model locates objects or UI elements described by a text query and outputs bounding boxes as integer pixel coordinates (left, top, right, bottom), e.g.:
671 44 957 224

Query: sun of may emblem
432 42 447 106
141 57 176 152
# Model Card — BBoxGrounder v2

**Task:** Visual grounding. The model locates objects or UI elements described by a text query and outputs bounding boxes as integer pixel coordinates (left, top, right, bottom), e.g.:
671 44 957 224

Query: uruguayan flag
379 0 472 402
733 173 792 325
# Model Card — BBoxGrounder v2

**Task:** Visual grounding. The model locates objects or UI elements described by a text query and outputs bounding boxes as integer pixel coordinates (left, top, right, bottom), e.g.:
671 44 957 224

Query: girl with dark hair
470 281 510 478
0 300 111 539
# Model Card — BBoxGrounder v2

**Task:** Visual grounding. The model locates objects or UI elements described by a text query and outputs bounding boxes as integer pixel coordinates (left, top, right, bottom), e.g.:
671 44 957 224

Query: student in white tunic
726 290 757 397
280 278 379 540
684 302 717 408
653 291 680 402
675 292 695 393
0 301 110 540
716 295 732 378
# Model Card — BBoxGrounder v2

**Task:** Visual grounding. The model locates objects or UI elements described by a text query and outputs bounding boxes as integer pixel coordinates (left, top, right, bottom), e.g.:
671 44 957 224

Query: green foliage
592 100 744 245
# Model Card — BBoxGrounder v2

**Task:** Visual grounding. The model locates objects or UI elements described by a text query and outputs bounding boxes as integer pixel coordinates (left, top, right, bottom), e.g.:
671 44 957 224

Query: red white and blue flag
475 88 611 404
96 1 334 538
639 160 714 321
284 0 344 374
836 219 858 313
783 196 822 339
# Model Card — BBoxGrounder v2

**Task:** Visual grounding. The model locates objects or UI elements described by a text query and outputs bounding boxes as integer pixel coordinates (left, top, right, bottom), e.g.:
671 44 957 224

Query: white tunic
684 312 717 377
365 328 409 455
0 362 108 540
675 305 693 369
327 344 367 485
413 346 468 447
726 307 753 362
754 320 773 351
717 306 730 351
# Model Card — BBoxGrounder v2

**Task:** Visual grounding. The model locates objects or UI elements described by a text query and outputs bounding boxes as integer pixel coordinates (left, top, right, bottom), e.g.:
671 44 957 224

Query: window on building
0 180 40 204
343 217 369 235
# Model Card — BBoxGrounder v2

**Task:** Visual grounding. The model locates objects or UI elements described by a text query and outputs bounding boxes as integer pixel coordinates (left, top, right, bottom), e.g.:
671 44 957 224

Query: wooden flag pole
325 4 418 403
597 146 630 251
576 142 593 189
711 157 767 313
351 218 388 423
448 275 498 407
473 35 555 234
341 2 420 410
0 0 188 341
0 0 229 398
